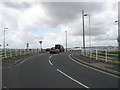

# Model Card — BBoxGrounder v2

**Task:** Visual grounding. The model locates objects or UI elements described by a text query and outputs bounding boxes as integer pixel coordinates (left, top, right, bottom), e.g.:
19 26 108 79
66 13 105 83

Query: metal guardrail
0 49 42 60
81 49 119 63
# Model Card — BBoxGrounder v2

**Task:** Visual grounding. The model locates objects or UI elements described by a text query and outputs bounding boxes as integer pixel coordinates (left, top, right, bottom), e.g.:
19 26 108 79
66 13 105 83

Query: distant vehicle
49 44 64 54
45 48 50 51
55 44 64 52
70 47 81 51
49 47 60 54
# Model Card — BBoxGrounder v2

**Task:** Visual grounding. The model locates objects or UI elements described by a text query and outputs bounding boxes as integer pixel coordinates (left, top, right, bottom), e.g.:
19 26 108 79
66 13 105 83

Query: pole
82 10 85 51
65 31 67 52
89 14 91 48
3 26 5 55
3 26 8 58
40 43 42 52
118 1 120 61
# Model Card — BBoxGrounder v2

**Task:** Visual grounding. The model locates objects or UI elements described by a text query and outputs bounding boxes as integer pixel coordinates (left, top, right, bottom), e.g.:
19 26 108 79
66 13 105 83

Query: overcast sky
0 0 119 49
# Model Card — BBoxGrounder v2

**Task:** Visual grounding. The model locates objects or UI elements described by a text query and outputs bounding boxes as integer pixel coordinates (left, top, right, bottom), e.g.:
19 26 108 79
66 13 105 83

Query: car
49 47 60 54
45 48 50 52
70 47 81 51
55 44 64 52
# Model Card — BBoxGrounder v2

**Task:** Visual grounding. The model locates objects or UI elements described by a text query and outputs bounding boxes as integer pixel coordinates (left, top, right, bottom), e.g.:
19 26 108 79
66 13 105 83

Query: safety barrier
81 49 119 63
0 49 42 60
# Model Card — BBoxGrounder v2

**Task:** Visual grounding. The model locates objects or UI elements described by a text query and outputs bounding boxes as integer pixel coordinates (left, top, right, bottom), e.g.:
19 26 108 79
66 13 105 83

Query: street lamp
3 26 8 58
65 31 67 52
115 20 120 60
88 14 91 48
82 10 87 51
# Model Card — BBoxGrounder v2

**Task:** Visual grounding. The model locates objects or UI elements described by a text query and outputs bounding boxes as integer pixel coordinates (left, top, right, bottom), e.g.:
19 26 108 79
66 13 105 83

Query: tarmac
70 52 120 77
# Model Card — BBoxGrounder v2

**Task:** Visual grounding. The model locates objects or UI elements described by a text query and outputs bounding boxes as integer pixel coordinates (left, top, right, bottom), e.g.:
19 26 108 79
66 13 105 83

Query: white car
70 47 81 51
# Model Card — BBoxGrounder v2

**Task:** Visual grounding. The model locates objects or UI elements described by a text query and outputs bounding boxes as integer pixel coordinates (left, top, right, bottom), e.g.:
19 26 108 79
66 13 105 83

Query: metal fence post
24 49 26 55
15 49 17 56
86 50 87 56
90 50 92 58
32 49 33 54
0 49 2 60
28 49 29 54
105 49 108 62
96 49 98 60
10 49 12 57
20 49 21 55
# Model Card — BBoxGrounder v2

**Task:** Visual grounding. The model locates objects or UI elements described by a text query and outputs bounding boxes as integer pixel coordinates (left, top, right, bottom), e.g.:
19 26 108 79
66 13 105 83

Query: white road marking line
20 56 34 64
13 56 34 67
3 85 9 90
54 54 58 56
69 54 120 79
49 55 52 59
57 69 89 88
49 59 53 65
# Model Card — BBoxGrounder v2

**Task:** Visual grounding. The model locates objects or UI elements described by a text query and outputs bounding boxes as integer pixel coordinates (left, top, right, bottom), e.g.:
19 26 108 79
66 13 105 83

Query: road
2 52 119 88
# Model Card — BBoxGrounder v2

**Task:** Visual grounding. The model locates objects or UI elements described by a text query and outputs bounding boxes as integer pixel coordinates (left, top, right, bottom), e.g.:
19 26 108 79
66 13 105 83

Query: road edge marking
3 85 9 90
69 54 120 79
49 59 53 65
57 69 89 88
13 55 35 67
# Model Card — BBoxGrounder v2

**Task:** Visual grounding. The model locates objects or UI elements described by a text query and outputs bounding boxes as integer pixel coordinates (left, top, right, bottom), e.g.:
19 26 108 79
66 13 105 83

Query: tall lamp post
65 31 67 52
3 26 8 58
88 14 91 48
82 10 87 51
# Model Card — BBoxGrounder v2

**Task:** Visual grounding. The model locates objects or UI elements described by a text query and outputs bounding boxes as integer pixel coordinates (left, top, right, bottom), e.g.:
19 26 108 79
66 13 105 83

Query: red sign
39 41 42 44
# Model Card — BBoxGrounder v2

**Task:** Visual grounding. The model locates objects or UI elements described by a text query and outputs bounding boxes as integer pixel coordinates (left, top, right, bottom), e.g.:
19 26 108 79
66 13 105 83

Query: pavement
70 52 120 77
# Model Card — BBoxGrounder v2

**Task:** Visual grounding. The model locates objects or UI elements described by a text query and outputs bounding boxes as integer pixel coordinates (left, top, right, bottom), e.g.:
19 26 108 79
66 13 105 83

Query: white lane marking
13 56 34 67
57 69 89 88
20 56 34 64
3 85 9 90
69 54 120 79
49 59 53 65
49 55 52 59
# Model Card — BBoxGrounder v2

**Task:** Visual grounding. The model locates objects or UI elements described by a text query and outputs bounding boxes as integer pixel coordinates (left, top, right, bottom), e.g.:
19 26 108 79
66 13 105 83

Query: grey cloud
41 2 105 27
2 2 32 10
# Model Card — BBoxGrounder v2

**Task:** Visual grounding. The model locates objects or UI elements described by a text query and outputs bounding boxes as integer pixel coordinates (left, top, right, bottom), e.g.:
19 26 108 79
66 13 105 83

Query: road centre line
49 59 53 65
69 54 120 79
49 55 52 59
57 69 89 88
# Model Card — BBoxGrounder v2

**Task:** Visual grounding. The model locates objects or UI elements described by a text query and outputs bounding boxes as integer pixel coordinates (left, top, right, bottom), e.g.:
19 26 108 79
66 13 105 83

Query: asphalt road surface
2 52 119 88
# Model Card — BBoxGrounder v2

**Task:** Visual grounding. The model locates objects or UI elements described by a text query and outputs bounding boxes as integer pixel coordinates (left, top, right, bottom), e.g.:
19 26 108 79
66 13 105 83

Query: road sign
39 41 42 44
27 43 29 48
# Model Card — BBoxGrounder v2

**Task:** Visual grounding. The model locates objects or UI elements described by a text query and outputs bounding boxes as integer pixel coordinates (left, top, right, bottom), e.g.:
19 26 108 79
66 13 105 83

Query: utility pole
65 31 67 52
82 10 87 51
3 26 8 58
118 1 120 61
89 14 91 48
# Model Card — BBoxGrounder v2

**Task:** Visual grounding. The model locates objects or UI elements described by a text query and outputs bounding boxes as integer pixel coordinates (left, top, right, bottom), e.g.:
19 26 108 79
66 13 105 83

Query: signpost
26 43 29 49
39 41 42 52
118 1 120 61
